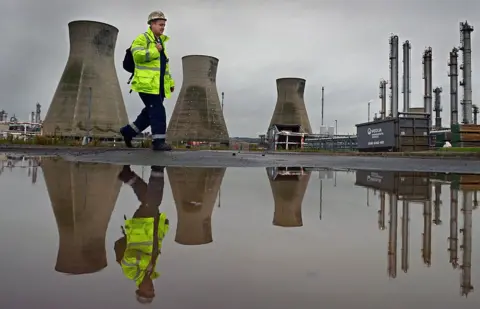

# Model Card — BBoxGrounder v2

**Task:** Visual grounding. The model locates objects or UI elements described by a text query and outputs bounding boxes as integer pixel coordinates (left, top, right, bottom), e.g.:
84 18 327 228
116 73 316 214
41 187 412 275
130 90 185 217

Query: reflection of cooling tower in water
167 167 225 245
42 158 122 274
267 167 311 227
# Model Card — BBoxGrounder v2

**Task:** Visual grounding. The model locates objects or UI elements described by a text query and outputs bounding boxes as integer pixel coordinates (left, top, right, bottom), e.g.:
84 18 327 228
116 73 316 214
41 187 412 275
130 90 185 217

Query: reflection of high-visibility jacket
121 213 169 286
130 27 175 98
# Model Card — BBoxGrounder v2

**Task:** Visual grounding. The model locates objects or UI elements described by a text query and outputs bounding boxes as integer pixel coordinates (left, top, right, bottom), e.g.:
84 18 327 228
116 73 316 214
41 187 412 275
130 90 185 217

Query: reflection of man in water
114 165 169 304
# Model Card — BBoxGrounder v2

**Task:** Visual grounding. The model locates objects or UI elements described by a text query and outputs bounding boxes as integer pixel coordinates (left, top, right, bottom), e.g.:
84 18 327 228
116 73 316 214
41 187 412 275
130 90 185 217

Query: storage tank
327 126 335 136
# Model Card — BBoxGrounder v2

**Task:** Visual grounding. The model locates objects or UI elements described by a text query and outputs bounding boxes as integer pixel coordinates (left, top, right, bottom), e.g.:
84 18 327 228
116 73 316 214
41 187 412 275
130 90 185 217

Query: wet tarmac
1 155 479 308
0 147 479 173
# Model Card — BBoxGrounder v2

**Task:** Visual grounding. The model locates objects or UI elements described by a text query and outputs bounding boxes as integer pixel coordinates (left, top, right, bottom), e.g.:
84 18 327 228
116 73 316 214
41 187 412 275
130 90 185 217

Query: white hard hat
147 11 167 24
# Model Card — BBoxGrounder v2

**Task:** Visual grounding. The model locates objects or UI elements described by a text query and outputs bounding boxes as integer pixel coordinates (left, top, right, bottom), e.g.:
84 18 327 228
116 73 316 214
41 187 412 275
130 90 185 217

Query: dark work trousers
128 93 167 142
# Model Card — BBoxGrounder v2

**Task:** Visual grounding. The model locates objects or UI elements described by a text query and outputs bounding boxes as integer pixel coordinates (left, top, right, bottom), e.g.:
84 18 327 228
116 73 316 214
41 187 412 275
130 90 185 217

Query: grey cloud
0 0 479 136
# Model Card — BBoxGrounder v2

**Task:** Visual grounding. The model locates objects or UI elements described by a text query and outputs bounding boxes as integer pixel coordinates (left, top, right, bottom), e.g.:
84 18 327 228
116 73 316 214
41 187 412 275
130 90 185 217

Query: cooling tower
42 158 122 274
166 55 229 144
167 167 225 245
268 78 312 133
42 20 128 137
267 167 311 227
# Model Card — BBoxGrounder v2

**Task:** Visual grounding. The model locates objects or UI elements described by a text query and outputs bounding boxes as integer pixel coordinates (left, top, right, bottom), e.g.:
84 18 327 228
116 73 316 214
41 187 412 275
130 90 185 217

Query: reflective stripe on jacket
130 28 175 97
121 212 170 286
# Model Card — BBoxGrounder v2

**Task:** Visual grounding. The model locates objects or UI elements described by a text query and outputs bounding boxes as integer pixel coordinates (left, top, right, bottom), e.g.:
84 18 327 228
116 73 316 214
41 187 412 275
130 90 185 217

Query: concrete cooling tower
42 20 128 137
42 158 122 274
266 167 311 227
268 78 312 133
167 167 225 245
166 55 229 144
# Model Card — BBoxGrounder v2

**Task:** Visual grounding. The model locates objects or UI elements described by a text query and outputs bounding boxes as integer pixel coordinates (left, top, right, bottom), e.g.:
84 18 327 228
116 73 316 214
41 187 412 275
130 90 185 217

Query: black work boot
151 166 165 173
120 126 134 148
118 165 135 182
152 140 172 151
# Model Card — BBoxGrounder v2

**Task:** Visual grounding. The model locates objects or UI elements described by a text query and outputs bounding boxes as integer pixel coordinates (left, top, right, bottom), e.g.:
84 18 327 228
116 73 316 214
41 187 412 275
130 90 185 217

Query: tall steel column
433 87 443 129
402 41 411 113
459 21 474 124
389 35 399 118
448 48 459 126
423 48 433 128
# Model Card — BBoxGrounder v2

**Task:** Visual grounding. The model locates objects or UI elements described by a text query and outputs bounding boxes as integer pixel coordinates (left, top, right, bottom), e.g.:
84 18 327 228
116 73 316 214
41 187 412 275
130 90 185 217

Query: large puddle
0 155 479 308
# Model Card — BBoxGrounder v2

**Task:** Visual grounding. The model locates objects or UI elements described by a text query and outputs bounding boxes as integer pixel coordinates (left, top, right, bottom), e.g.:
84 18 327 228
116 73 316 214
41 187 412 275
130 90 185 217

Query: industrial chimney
423 47 433 128
35 103 41 123
402 41 411 113
379 79 388 119
389 35 399 118
459 21 474 124
167 55 229 144
433 87 443 129
448 48 459 126
43 21 128 137
268 78 312 133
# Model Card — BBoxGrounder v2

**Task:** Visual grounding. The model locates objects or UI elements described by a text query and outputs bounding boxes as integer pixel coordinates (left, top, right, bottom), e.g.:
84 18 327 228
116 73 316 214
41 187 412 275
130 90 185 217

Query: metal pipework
389 35 399 118
433 87 443 130
448 48 459 126
379 79 388 119
402 41 411 112
459 21 474 124
423 47 433 128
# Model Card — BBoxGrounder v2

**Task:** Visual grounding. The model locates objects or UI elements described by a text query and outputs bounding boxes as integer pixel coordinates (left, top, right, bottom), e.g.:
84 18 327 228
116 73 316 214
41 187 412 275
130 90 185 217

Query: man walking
120 11 175 151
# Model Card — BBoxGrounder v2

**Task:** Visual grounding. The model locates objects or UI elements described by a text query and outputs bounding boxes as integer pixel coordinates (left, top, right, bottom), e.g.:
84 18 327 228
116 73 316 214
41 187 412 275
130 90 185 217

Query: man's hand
156 43 163 51
170 86 175 93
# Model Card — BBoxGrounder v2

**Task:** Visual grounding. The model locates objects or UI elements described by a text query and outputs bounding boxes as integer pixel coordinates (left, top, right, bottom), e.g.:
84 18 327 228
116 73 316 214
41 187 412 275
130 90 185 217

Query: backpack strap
143 32 152 47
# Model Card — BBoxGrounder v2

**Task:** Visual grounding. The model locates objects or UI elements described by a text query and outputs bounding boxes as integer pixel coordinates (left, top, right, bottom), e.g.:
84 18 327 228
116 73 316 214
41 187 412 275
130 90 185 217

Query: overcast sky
1 0 479 136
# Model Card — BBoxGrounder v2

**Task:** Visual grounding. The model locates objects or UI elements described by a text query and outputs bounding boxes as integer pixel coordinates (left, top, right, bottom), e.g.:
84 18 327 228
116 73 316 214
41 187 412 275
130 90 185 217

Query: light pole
334 119 337 135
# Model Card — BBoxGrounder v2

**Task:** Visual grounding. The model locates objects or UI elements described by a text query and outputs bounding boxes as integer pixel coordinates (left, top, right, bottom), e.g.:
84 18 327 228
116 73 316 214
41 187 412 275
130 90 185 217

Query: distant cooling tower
269 78 312 133
166 55 229 144
167 167 226 245
42 20 128 137
42 158 122 274
267 167 311 227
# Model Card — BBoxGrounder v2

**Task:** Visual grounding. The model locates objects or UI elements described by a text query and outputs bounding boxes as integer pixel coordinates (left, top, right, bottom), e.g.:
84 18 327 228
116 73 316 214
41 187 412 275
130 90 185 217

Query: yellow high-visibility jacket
130 28 175 97
121 213 169 286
